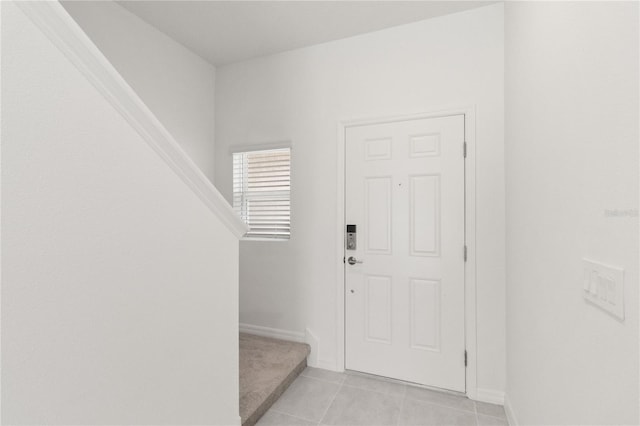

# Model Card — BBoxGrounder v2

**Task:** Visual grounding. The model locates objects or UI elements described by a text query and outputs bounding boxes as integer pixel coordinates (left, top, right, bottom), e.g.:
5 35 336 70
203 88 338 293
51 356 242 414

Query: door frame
335 106 478 399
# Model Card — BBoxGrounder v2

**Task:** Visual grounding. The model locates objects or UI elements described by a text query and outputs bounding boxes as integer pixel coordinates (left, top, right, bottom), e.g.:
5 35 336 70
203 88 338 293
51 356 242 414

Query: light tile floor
257 367 508 426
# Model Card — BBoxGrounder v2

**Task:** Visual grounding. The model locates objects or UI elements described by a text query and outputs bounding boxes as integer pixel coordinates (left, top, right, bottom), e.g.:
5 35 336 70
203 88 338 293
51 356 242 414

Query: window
233 148 291 240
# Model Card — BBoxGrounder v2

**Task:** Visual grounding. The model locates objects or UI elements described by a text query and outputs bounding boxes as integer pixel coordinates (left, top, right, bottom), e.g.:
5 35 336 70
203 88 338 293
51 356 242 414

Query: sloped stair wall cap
15 0 248 239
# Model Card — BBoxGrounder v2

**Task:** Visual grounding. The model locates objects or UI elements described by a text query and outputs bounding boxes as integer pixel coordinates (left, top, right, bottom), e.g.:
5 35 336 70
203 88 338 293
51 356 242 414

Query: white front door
344 115 466 392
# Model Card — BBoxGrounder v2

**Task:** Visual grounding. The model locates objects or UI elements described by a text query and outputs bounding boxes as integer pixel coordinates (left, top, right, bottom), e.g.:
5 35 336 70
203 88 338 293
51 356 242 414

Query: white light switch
583 259 624 320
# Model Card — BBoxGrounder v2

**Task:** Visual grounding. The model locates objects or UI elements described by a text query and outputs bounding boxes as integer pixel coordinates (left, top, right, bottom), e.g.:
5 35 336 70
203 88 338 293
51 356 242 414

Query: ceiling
117 1 495 66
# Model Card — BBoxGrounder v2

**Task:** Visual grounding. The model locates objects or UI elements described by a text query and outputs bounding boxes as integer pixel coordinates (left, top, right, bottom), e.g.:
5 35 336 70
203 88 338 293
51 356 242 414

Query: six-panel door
345 115 466 392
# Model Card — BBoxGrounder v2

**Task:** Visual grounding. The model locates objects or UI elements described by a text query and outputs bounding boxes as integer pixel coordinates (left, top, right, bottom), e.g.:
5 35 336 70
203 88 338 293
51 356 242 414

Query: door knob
347 256 363 265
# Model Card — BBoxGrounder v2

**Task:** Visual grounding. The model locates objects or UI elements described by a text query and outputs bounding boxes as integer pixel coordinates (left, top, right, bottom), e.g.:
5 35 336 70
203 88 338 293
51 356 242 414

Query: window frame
232 145 291 241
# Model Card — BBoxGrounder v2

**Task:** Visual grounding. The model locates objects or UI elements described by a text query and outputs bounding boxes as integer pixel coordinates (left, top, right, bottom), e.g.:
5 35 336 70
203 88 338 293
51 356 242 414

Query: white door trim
335 106 478 399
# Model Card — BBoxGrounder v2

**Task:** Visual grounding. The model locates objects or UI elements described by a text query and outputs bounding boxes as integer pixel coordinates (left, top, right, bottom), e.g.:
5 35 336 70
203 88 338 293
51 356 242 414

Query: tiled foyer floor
257 368 508 426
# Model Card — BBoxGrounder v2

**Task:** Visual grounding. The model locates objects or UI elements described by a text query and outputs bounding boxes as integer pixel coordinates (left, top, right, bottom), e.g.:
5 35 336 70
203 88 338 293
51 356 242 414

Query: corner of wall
474 388 505 405
306 327 340 371
304 328 320 367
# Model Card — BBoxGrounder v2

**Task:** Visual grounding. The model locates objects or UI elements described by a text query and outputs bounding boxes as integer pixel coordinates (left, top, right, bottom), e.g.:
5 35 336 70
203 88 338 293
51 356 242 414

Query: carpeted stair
239 333 310 426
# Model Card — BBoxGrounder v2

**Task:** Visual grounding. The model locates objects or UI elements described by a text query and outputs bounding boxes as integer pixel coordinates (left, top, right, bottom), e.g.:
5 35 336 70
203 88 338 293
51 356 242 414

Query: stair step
239 333 310 426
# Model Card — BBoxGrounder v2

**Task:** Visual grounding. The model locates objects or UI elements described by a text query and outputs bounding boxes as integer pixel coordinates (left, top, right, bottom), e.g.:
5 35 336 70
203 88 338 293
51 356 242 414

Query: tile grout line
341 383 406 398
282 372 497 425
267 376 343 425
300 373 347 387
269 408 320 424
474 397 479 426
345 369 469 399
305 373 407 400
401 394 477 416
395 385 407 426
324 374 479 417
476 412 509 421
317 379 344 425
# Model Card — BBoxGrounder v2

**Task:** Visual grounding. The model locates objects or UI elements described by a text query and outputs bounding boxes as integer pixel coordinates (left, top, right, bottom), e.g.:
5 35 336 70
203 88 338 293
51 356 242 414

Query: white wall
1 3 239 424
215 4 505 395
62 1 217 182
505 2 638 425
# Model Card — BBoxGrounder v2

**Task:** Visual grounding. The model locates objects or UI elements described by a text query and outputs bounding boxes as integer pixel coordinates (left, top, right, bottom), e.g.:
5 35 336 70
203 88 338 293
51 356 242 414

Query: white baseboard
504 393 518 426
305 328 319 366
475 388 505 405
304 327 339 371
239 323 305 343
313 359 340 372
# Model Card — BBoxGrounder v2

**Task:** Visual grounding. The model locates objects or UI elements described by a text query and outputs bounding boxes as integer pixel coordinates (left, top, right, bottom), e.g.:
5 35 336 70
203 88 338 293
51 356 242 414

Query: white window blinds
233 148 291 240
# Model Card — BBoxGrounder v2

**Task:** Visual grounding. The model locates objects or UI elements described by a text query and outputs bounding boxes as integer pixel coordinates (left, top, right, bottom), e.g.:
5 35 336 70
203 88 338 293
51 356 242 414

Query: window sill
240 237 290 243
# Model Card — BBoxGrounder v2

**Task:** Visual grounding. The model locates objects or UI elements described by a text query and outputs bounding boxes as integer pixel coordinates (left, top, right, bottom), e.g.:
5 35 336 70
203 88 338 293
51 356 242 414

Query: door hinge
464 350 468 367
343 256 346 264
463 141 467 158
464 245 467 262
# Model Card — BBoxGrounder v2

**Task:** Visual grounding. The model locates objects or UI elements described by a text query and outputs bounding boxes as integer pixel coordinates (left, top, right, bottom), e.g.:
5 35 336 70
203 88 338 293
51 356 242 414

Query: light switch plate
583 259 624 320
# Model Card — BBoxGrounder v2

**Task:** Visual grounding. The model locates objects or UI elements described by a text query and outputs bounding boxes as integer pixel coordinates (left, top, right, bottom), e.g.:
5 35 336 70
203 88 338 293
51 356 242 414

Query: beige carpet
239 333 310 426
